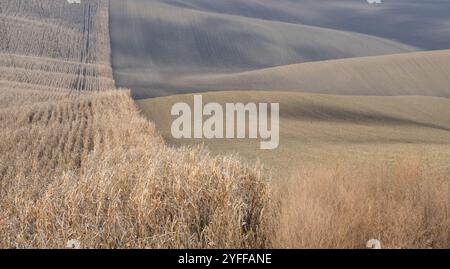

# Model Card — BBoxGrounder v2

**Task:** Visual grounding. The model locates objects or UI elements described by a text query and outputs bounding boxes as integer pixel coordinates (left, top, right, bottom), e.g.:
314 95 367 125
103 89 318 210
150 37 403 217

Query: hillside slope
162 0 450 50
137 91 450 174
173 50 450 97
109 0 417 98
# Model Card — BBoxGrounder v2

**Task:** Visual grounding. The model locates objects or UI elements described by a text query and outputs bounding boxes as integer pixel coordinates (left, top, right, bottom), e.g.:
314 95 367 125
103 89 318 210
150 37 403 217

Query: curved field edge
172 50 450 98
109 0 417 98
137 91 450 249
0 90 269 248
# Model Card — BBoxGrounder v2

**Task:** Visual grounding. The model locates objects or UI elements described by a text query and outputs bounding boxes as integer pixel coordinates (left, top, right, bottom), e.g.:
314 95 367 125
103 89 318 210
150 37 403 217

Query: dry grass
269 160 450 249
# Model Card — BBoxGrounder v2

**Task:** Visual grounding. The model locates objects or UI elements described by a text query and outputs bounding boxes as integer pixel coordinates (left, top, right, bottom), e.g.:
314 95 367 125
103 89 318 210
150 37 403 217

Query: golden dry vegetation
271 160 449 249
0 90 268 248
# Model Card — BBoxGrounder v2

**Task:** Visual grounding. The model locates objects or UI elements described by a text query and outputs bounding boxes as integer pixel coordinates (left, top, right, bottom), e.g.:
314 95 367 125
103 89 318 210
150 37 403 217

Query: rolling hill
161 0 450 50
172 50 450 97
137 91 450 176
1 0 449 249
109 0 418 98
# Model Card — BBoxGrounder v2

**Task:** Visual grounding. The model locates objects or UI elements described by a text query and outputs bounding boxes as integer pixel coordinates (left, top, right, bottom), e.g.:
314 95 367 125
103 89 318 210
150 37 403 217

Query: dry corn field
0 1 449 249
0 90 269 248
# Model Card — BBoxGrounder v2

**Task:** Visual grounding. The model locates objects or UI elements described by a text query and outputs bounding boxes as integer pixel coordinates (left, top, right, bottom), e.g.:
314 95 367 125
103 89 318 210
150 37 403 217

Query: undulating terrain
137 91 450 177
127 1 450 248
109 0 418 98
158 0 450 50
168 50 450 97
1 0 449 249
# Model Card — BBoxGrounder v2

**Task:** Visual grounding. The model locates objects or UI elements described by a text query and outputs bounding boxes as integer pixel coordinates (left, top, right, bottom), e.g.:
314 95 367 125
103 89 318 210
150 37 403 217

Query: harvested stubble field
0 0 115 91
0 0 448 249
